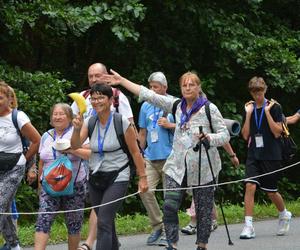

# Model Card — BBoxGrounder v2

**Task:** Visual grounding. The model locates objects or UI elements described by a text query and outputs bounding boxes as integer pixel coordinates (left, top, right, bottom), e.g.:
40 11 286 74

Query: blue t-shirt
138 102 174 161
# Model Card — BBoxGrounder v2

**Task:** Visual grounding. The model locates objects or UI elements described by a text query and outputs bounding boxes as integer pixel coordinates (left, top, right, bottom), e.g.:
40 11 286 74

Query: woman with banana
71 83 148 250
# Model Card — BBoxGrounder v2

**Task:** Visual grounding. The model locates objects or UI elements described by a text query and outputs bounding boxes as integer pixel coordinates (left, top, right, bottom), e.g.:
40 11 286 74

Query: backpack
88 112 136 177
42 155 80 197
281 118 297 161
83 88 120 112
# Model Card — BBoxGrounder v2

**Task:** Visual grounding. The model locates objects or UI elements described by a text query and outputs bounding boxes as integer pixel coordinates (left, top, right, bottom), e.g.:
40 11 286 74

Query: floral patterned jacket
139 86 230 186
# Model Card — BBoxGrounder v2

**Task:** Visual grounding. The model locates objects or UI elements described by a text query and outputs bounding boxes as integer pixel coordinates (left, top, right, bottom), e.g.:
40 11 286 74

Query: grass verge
1 200 299 246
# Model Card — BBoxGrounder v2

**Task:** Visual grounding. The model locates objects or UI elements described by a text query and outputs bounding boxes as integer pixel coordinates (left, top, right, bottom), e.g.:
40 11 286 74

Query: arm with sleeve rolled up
286 111 300 125
124 125 148 193
222 142 240 167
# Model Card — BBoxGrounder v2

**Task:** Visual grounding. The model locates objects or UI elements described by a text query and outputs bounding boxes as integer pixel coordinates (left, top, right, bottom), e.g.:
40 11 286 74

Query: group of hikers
0 62 299 250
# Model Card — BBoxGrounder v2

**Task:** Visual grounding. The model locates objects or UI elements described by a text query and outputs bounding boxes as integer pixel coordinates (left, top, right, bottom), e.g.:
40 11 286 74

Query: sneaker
147 228 163 245
181 224 196 235
158 232 168 247
211 219 218 232
277 211 292 236
0 243 11 250
240 225 255 239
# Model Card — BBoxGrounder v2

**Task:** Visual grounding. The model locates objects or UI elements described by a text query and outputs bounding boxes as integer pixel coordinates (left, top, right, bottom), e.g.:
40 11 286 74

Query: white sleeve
17 111 31 129
117 92 133 119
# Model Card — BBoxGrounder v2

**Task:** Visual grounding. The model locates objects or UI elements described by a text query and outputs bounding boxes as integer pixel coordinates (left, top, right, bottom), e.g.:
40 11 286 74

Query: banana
68 92 87 115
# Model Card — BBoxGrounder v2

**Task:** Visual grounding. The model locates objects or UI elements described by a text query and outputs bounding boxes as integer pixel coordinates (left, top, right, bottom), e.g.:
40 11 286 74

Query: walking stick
194 126 234 245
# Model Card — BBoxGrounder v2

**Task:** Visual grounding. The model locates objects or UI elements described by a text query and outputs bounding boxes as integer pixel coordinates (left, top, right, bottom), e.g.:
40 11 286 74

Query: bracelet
229 153 236 158
139 175 147 179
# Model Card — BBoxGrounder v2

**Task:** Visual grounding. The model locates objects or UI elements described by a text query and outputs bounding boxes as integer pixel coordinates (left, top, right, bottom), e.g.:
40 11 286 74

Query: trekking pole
195 126 234 245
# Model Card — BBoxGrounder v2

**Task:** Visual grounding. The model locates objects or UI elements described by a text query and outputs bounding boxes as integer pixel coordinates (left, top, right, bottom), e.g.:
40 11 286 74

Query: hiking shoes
181 224 196 235
147 228 164 245
240 225 255 239
277 211 292 236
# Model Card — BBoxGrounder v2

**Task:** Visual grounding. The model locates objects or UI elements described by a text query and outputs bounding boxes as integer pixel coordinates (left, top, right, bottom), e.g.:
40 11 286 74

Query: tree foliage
1 0 299 213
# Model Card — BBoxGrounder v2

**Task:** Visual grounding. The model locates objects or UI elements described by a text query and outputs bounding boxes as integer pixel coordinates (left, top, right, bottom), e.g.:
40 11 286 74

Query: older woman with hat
34 103 90 250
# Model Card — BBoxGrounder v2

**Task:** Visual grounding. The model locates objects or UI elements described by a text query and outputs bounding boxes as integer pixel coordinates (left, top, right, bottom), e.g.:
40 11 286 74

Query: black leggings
88 181 129 250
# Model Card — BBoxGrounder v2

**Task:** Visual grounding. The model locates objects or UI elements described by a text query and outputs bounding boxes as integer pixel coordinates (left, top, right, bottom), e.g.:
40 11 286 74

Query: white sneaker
277 211 292 236
240 225 255 239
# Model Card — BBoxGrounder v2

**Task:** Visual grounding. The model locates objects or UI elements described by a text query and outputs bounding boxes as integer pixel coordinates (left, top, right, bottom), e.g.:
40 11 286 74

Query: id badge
150 129 159 143
255 134 264 148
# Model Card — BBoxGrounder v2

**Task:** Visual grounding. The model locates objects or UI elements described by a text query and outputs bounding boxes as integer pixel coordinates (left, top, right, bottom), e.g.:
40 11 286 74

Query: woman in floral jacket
100 70 230 250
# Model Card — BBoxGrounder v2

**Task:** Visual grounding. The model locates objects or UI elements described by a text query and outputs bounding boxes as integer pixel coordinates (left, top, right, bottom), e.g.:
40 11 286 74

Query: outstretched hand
99 69 123 86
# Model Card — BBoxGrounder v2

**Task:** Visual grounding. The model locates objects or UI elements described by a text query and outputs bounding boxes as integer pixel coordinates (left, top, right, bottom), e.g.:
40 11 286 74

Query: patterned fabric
35 180 86 234
0 165 25 246
139 86 230 186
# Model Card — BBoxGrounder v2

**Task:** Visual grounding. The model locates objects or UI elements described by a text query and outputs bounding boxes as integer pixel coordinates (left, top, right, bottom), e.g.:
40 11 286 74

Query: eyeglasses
89 96 106 103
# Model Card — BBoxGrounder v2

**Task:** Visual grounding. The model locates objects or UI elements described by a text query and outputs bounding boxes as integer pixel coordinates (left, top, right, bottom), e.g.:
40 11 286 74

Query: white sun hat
52 138 71 151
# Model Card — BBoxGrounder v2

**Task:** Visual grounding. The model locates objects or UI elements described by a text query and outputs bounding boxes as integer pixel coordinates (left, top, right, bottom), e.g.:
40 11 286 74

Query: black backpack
88 112 136 177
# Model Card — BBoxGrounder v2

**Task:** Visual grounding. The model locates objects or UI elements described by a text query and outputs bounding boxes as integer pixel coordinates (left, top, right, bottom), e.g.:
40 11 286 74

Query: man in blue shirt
138 72 175 246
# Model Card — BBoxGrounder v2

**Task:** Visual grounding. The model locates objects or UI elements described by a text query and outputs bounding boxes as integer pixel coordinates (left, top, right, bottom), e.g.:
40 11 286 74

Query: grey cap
148 72 168 87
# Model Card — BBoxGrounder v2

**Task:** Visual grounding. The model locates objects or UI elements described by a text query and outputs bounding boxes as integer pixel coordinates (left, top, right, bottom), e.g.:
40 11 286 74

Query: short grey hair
148 72 168 87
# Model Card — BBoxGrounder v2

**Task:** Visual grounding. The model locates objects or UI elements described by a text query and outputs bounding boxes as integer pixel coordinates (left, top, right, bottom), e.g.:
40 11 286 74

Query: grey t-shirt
85 114 131 182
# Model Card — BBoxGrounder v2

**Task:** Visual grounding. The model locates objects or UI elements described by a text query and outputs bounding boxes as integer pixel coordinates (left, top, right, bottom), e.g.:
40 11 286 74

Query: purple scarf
180 96 208 128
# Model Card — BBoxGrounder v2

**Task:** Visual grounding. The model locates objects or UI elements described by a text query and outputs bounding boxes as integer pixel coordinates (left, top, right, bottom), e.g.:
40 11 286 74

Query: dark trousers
88 181 129 250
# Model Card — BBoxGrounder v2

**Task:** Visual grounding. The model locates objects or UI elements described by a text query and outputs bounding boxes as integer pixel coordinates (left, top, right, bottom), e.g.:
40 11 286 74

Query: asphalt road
24 217 300 250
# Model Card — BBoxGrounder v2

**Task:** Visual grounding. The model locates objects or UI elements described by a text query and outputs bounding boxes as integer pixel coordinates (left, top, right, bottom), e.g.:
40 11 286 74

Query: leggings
88 181 129 250
0 165 25 247
163 174 214 245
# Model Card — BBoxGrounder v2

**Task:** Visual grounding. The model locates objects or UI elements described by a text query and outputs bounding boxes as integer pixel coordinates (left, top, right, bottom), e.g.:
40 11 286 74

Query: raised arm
100 69 141 96
286 111 300 125
71 115 88 149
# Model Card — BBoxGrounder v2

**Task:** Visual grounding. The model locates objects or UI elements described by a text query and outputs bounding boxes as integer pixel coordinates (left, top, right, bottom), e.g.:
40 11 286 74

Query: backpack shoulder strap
205 101 213 132
113 112 126 150
12 108 20 135
112 88 120 113
171 99 181 122
12 109 28 149
88 116 98 139
82 89 90 99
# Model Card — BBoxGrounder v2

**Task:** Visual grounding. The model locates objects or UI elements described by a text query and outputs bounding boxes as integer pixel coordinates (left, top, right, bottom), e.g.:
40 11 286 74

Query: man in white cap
138 72 176 246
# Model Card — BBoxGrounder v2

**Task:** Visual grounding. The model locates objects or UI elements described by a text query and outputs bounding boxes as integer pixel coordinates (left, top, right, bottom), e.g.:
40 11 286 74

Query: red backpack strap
112 88 120 113
82 89 90 99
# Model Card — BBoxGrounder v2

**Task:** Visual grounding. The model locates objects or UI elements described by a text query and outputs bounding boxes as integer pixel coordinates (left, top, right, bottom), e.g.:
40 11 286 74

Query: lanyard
97 112 113 157
152 107 161 128
254 99 266 133
52 125 72 159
